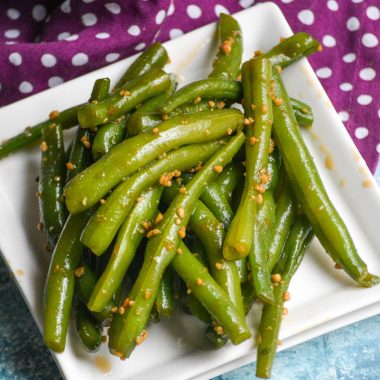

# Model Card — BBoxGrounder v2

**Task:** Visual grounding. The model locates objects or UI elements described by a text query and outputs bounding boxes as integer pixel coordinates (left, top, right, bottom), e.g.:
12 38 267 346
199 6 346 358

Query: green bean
256 215 314 379
78 69 171 128
172 243 250 344
290 98 314 127
264 32 321 70
160 79 242 114
224 57 273 261
81 141 223 255
113 42 169 90
75 301 102 353
75 260 121 324
209 13 243 80
43 208 93 352
88 186 162 312
0 105 80 160
156 267 175 318
39 123 66 248
108 133 246 358
65 109 243 214
92 115 129 160
271 71 379 287
187 293 211 324
162 184 244 317
215 161 243 202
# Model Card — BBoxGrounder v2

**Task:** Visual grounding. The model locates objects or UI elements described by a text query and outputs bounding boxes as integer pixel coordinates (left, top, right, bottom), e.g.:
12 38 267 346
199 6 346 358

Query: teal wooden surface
0 163 379 380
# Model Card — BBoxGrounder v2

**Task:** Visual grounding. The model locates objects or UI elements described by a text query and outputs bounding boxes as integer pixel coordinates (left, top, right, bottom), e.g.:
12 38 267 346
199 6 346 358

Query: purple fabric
0 0 379 171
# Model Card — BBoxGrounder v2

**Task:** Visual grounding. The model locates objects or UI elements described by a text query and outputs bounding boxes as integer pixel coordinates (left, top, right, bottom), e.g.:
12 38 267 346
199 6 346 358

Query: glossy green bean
39 123 66 248
75 301 102 353
272 71 379 287
224 57 273 261
108 133 246 358
0 105 80 160
160 79 242 114
215 161 243 202
65 109 243 214
78 69 171 128
290 98 314 127
88 186 162 312
256 215 314 379
209 13 243 80
264 32 321 70
172 243 250 344
156 267 175 317
113 42 169 90
81 141 223 255
43 208 93 352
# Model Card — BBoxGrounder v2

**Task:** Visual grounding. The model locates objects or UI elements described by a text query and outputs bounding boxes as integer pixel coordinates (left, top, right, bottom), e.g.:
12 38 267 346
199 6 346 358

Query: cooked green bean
87 186 162 312
75 301 102 353
215 161 243 202
81 141 223 255
264 32 321 70
290 97 314 127
209 13 243 80
113 42 169 90
272 70 379 287
224 57 273 263
256 215 314 378
39 123 66 248
172 243 250 345
156 267 175 318
160 79 242 114
65 109 243 214
108 133 246 358
78 69 171 128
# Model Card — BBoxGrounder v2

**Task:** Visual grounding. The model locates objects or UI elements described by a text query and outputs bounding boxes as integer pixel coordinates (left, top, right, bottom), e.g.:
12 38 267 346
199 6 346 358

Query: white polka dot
215 5 229 16
135 42 146 51
323 35 336 47
169 28 183 39
338 111 349 122
105 2 121 14
346 17 360 31
61 0 71 13
355 127 369 139
48 76 64 88
340 83 353 91
41 53 57 68
187 4 202 19
19 81 33 93
357 94 372 105
367 6 380 20
239 0 255 8
128 25 140 36
0 83 2 92
83 0 95 3
327 0 338 11
316 67 332 79
105 53 120 63
65 34 79 41
342 53 356 63
9 52 22 66
72 53 89 66
362 33 379 48
167 2 175 16
156 9 166 24
82 13 97 27
351 0 363 3
32 4 47 21
7 8 20 20
5 41 17 45
359 68 376 81
297 10 314 25
281 0 294 3
57 32 70 41
376 143 380 153
4 29 20 39
96 32 110 39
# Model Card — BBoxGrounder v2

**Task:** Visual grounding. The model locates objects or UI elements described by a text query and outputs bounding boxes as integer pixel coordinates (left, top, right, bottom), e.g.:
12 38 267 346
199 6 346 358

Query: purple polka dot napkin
0 0 378 171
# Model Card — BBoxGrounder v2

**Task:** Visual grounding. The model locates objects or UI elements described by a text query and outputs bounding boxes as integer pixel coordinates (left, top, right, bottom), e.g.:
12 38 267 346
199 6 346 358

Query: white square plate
1 3 380 380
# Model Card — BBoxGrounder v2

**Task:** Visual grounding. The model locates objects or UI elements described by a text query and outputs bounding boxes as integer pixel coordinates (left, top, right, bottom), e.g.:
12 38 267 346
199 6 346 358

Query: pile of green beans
2 12 377 378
